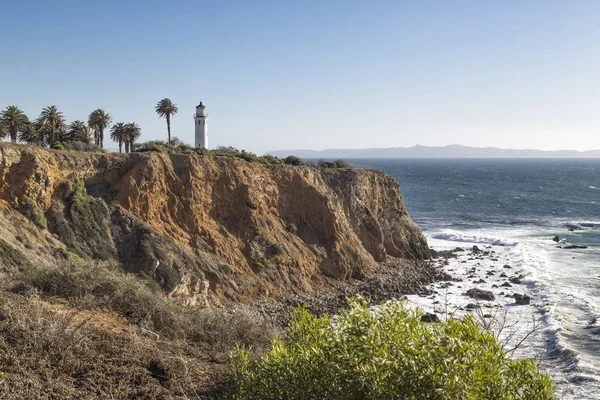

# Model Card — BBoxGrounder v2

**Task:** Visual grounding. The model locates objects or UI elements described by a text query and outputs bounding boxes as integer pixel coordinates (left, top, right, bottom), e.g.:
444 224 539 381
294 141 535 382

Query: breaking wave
431 230 519 246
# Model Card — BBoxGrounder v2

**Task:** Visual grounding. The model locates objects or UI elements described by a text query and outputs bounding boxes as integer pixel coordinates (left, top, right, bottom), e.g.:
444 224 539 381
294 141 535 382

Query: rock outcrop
0 143 430 304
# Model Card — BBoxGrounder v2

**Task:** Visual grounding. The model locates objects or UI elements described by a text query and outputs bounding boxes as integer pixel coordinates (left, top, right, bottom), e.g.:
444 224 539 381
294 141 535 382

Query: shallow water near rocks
349 158 600 400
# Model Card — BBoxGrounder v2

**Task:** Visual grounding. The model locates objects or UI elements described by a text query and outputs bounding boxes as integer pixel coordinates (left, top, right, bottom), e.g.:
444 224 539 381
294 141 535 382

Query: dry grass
0 291 229 399
7 260 276 355
0 259 277 399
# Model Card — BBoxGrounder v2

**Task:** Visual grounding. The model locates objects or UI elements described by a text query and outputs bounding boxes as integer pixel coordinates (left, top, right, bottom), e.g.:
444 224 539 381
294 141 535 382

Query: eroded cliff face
0 143 430 305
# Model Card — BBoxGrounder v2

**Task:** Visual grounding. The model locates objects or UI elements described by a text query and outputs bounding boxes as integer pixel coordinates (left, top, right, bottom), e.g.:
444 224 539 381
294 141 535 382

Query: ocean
350 158 600 399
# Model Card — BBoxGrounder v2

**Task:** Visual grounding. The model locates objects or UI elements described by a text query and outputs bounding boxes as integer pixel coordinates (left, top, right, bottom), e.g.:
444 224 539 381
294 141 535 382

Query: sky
1 0 599 154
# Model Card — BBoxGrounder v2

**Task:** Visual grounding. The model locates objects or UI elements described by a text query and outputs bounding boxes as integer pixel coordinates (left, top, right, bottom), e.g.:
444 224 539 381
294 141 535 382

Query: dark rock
558 245 588 249
465 303 480 310
421 313 440 323
473 279 486 284
503 265 512 269
500 282 512 288
148 359 171 384
500 272 507 278
565 224 583 231
486 271 495 276
552 236 560 243
492 284 498 288
472 245 482 254
483 314 492 318
453 247 465 252
513 294 531 305
509 277 521 284
435 250 458 259
437 272 453 281
465 288 495 301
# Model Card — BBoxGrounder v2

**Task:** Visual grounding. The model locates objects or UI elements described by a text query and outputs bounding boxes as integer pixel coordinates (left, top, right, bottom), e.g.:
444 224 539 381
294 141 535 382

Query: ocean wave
430 230 519 246
589 186 599 190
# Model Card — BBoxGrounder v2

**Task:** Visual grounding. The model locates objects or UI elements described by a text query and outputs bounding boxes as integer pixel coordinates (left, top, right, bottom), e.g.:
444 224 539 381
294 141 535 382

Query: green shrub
134 137 195 154
283 155 304 166
333 159 352 168
318 159 352 169
257 155 284 165
53 178 115 260
19 196 47 229
62 141 103 153
231 296 555 400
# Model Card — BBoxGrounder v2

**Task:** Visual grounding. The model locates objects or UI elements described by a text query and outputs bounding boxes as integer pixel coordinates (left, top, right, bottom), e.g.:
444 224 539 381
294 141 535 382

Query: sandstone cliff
0 143 430 305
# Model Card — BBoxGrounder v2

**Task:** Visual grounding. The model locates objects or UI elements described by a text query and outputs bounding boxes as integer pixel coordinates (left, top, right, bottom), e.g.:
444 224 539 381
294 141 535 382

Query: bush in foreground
231 296 555 400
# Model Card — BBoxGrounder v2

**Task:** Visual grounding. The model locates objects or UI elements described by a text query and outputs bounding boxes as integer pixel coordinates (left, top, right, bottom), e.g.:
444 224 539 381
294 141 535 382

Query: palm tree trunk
118 141 122 153
10 129 17 144
99 128 104 148
167 114 171 146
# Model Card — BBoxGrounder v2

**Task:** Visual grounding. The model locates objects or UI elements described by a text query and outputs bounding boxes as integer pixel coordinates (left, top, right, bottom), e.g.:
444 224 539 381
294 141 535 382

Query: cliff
0 143 430 305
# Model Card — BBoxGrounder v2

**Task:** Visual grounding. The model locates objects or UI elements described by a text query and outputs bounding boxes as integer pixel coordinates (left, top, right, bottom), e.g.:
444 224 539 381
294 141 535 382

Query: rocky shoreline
255 258 441 327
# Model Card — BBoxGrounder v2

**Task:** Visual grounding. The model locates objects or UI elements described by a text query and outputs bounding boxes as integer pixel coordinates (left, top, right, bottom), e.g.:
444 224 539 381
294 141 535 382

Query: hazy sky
1 0 599 154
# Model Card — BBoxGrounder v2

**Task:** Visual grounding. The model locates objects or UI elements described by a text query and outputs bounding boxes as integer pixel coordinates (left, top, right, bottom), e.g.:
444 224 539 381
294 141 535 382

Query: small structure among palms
155 98 178 145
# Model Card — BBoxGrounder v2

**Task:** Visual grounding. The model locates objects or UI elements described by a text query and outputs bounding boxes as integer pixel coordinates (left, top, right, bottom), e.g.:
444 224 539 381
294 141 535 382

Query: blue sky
1 0 599 153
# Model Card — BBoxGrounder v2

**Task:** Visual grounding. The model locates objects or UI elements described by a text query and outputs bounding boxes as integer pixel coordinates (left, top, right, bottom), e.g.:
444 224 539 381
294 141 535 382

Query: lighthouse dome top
195 102 208 117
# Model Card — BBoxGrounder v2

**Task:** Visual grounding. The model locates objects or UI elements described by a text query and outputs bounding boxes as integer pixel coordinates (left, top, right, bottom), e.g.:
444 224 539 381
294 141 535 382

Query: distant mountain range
267 145 600 159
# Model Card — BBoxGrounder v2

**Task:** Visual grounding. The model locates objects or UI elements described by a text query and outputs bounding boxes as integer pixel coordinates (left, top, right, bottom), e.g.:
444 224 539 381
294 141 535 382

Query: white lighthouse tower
194 102 208 149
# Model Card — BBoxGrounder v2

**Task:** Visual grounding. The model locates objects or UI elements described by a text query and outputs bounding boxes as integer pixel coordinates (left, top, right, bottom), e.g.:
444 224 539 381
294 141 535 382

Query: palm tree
88 109 112 148
18 123 41 144
110 122 127 153
38 106 66 146
0 121 7 141
66 120 90 143
0 106 30 143
124 122 141 153
155 98 178 145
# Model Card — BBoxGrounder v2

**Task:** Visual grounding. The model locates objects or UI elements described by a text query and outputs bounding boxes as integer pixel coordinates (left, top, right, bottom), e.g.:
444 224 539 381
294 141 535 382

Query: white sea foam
588 186 599 190
431 230 519 246
412 227 600 400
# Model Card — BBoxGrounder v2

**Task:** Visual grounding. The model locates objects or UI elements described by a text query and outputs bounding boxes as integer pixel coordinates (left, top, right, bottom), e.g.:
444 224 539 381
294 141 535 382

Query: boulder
472 245 482 254
465 288 495 301
437 272 453 281
421 313 440 323
513 294 531 305
509 277 521 284
140 328 160 341
552 236 560 243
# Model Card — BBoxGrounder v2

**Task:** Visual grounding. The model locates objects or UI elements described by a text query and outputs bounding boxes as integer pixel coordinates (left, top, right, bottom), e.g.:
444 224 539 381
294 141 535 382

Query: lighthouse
194 102 208 149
